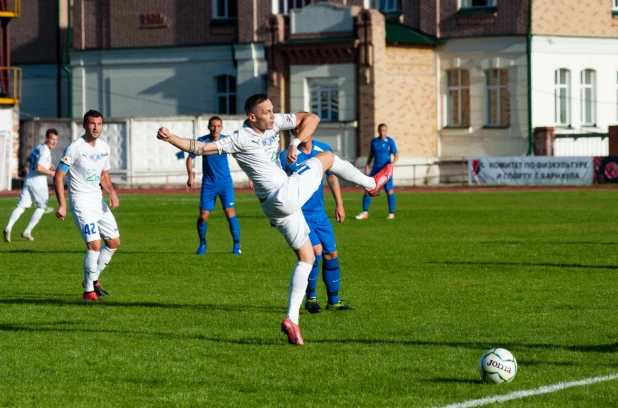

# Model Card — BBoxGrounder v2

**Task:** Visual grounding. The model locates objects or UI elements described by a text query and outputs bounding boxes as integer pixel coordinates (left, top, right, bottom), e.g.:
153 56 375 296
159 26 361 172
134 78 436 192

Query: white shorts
260 157 324 249
70 197 120 243
17 180 49 209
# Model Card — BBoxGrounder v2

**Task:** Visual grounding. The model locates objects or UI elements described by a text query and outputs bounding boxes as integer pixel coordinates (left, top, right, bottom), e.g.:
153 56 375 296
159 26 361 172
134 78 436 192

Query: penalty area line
437 372 618 408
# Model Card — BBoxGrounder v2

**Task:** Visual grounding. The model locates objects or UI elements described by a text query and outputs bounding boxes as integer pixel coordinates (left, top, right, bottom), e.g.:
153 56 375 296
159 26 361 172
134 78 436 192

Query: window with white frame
486 68 509 127
446 69 470 127
616 71 618 121
461 0 496 8
214 0 237 18
308 78 339 122
377 0 401 11
580 69 596 126
215 75 236 114
613 0 618 11
554 69 571 126
279 0 309 14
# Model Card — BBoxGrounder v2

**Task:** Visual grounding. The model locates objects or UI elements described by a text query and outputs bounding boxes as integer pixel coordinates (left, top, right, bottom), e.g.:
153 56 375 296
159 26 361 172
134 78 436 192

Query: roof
385 23 446 45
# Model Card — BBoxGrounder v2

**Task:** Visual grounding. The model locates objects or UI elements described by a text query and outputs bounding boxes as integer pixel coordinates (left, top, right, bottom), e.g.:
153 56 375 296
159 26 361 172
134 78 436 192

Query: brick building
9 0 618 176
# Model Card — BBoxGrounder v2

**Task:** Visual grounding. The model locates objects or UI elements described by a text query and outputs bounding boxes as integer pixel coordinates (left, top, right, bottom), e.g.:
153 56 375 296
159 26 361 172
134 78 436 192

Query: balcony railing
0 67 22 104
0 0 20 18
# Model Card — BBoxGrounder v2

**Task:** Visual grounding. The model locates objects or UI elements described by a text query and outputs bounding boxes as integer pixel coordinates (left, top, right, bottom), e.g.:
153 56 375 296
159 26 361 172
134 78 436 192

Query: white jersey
216 113 296 201
59 136 111 202
25 143 52 188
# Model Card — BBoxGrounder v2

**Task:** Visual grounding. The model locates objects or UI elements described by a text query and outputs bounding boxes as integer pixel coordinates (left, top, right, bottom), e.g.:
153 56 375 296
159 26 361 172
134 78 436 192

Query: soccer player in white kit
4 128 59 242
53 110 121 301
156 94 393 345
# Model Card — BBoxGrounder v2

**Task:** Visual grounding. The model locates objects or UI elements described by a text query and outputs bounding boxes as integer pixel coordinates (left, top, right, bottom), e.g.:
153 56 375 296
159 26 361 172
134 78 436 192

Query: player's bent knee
323 251 338 260
106 237 121 249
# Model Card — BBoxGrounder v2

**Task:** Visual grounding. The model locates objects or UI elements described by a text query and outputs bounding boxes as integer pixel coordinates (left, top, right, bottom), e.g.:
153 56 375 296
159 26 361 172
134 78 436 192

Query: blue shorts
200 183 235 212
370 167 394 192
304 211 337 254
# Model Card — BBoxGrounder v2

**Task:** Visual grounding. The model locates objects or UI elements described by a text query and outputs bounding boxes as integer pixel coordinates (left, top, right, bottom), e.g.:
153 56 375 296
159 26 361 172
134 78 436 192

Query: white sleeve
103 145 111 171
273 113 297 132
216 131 242 155
60 142 77 167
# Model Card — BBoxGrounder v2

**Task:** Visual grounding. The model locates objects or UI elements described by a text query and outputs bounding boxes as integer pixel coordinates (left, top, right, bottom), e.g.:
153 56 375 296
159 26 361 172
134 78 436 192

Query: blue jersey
370 136 398 171
189 135 233 186
280 140 333 215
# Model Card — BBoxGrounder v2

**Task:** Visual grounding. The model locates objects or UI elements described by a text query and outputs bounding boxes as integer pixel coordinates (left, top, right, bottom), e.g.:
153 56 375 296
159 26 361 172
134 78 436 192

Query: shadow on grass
425 378 480 384
0 297 281 313
477 241 618 246
426 260 618 270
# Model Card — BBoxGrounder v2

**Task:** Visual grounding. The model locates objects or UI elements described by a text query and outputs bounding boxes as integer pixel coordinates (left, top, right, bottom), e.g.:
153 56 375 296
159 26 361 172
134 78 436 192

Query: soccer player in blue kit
280 136 355 313
186 116 241 255
356 123 399 220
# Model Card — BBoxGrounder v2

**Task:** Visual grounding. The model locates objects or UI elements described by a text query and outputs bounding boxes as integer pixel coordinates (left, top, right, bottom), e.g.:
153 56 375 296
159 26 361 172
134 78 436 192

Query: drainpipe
526 0 533 155
56 1 61 117
61 0 72 118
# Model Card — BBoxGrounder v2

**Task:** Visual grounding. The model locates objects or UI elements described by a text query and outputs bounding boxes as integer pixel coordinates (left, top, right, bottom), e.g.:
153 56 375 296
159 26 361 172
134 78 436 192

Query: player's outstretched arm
53 168 67 221
327 174 345 223
157 127 219 156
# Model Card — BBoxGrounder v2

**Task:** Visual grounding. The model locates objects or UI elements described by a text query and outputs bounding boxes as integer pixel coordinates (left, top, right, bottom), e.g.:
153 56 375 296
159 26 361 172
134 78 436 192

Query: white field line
437 372 618 408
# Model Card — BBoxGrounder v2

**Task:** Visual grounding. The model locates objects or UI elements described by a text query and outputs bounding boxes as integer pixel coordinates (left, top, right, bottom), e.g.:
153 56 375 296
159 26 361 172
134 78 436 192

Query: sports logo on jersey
262 135 277 147
86 173 101 183
61 155 72 165
88 153 103 161
284 114 294 127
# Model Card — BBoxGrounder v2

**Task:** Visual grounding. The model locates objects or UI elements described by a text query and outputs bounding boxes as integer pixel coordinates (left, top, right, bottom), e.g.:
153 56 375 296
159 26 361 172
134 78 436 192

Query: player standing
186 116 241 255
53 110 121 301
156 94 392 345
280 137 354 314
4 128 59 242
356 123 399 220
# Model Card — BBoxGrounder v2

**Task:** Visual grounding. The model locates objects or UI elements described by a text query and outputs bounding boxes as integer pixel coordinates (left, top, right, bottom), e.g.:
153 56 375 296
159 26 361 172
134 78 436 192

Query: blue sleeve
390 138 398 154
58 162 70 172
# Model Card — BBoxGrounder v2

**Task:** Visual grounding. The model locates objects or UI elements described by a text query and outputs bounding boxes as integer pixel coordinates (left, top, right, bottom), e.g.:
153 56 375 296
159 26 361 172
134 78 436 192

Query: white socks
83 250 100 292
93 246 117 282
23 208 45 234
6 207 25 231
330 156 376 190
287 261 313 325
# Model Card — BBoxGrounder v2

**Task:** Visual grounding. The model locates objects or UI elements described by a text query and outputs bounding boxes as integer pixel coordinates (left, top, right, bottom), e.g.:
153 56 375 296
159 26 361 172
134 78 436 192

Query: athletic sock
306 254 321 299
387 193 396 214
330 156 376 190
362 194 372 212
83 250 100 292
323 257 341 304
287 261 312 325
6 207 25 230
197 220 207 243
23 207 45 234
93 245 117 282
227 216 240 245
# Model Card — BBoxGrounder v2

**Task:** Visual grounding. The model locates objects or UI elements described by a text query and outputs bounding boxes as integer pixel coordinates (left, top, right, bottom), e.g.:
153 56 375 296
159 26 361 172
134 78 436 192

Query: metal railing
0 0 20 18
0 67 22 104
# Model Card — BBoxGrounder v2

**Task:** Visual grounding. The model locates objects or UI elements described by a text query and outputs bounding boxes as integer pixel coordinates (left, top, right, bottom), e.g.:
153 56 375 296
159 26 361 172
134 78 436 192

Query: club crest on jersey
61 155 72 164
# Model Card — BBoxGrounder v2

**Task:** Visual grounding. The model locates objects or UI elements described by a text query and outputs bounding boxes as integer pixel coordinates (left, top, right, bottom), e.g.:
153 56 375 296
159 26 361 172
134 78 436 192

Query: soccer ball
478 348 517 384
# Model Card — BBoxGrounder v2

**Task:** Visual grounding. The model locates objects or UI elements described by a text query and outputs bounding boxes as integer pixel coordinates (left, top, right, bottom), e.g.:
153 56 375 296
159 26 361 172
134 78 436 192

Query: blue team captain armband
57 162 70 172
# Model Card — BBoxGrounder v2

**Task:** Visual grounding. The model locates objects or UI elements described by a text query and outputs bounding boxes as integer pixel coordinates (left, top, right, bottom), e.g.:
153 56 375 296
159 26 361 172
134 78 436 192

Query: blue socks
228 215 240 245
197 220 207 243
306 254 321 299
362 194 372 212
323 257 341 304
387 193 396 214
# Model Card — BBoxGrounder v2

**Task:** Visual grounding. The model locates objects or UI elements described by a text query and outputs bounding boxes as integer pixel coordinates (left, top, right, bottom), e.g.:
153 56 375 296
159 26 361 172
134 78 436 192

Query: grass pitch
1 188 617 407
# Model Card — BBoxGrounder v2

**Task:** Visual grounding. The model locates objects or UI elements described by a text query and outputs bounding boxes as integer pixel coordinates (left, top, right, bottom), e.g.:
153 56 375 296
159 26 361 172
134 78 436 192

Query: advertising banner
468 156 593 186
593 156 618 184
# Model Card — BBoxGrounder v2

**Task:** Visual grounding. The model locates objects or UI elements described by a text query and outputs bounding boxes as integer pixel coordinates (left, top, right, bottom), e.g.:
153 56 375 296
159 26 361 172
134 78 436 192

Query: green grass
1 189 618 407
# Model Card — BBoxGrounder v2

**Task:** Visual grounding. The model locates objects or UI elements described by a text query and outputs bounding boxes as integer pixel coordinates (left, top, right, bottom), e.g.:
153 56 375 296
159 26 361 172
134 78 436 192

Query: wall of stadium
437 37 529 158
16 64 68 120
70 44 266 119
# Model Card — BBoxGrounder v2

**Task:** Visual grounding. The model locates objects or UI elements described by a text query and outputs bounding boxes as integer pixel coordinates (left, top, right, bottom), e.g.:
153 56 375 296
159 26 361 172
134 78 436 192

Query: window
308 78 339 122
279 0 309 14
215 75 236 114
580 69 596 126
214 0 237 19
613 0 618 11
446 69 470 127
554 69 570 126
377 0 401 12
486 69 509 127
461 0 496 8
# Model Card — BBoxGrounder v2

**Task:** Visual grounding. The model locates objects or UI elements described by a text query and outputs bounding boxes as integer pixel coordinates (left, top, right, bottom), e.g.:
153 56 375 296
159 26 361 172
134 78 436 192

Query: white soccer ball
479 348 517 384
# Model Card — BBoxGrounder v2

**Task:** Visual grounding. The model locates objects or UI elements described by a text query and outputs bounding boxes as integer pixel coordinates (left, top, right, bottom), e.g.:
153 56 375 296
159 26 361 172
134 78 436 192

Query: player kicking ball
156 94 392 345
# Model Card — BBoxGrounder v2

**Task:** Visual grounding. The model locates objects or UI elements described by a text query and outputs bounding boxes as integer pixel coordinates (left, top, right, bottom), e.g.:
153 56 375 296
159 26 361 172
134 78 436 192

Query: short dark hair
208 116 223 126
377 123 387 131
244 94 269 115
45 128 59 138
83 109 103 125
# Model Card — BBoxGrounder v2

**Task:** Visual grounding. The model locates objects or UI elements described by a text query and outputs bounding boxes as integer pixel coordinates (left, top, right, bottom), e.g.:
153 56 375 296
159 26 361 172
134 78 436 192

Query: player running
4 129 59 242
53 110 121 301
156 94 392 345
186 116 241 255
280 136 354 314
